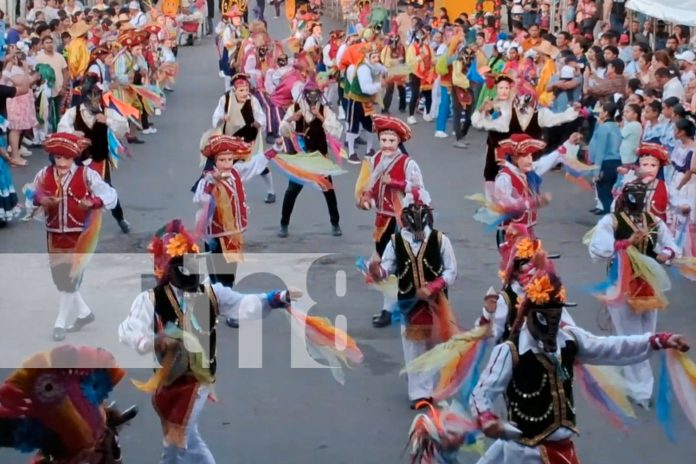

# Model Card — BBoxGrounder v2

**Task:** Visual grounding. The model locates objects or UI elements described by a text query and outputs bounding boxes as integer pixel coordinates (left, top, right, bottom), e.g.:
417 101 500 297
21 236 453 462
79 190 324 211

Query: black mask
258 46 268 58
620 182 647 215
527 307 563 352
81 79 102 114
277 54 288 66
400 204 433 242
168 256 200 292
304 88 322 106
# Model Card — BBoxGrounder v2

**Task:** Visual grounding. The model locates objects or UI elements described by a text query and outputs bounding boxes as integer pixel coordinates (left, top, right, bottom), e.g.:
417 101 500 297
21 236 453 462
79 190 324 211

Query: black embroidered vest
152 284 220 377
75 108 109 166
505 334 578 446
394 230 444 303
614 212 658 259
293 103 328 155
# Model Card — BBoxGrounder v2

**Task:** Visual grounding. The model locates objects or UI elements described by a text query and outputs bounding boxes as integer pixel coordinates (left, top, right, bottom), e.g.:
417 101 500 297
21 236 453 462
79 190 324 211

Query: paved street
1 14 695 464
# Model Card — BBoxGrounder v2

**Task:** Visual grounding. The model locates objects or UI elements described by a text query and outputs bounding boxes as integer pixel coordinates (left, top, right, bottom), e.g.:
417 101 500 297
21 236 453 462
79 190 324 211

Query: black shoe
278 225 288 238
365 150 376 158
186 35 194 46
53 327 66 341
356 136 367 145
594 209 608 216
409 397 433 410
588 208 602 214
127 137 145 144
226 317 239 328
265 193 276 204
372 310 391 328
0 219 6 229
67 313 95 333
398 107 406 113
331 224 342 237
347 153 360 164
381 109 391 114
118 219 131 234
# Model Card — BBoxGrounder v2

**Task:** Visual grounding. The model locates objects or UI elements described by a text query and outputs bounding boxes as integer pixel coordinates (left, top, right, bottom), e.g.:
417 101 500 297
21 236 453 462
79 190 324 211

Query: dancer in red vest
30 133 117 341
356 114 424 328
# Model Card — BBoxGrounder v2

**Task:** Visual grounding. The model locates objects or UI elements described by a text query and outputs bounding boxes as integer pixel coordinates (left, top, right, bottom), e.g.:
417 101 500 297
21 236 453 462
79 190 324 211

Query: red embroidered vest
647 180 669 222
500 167 537 227
208 171 248 238
40 166 92 233
371 151 409 217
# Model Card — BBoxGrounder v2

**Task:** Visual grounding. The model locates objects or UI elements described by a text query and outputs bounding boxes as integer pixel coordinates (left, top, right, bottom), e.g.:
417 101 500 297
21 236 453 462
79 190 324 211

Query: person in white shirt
675 50 696 87
128 1 147 28
656 67 685 102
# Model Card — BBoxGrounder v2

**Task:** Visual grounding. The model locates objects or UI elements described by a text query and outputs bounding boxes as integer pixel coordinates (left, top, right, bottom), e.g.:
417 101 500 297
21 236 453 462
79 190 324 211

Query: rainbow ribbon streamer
574 363 636 431
270 151 346 192
70 209 103 279
466 193 524 234
326 133 348 165
107 129 125 170
561 157 596 193
284 306 364 385
355 256 397 299
656 350 696 441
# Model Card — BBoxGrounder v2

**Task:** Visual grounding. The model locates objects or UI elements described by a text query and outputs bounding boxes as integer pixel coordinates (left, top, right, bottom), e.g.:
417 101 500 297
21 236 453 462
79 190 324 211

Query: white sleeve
656 218 681 258
251 97 266 131
357 65 382 95
212 95 226 128
470 342 514 417
321 106 343 139
119 291 155 353
303 37 316 52
439 234 457 287
493 172 513 199
105 108 129 139
533 141 579 176
322 44 335 68
405 158 424 188
212 283 280 319
85 168 118 210
192 174 212 205
291 81 304 102
279 105 295 138
567 326 653 366
380 239 397 274
477 297 509 341
588 214 616 261
471 107 512 132
57 107 77 133
336 44 348 65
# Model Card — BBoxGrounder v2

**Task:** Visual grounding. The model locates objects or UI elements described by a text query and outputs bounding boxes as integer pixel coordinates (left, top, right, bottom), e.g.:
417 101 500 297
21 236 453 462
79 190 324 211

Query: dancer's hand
78 198 95 210
415 287 432 300
681 205 691 215
95 113 107 124
40 196 59 208
368 259 383 281
482 420 506 439
287 287 303 301
655 253 671 264
629 229 648 245
666 334 690 352
539 192 552 207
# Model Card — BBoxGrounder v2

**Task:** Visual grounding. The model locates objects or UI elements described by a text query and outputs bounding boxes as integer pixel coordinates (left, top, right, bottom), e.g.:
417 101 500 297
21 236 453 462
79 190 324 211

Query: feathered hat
372 114 412 142
495 133 547 161
202 135 253 161
636 142 669 166
148 219 201 281
44 132 91 159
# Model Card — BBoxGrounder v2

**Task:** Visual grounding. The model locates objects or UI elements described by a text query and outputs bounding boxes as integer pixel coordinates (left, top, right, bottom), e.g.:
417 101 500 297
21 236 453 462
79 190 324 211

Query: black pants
205 238 237 287
597 159 621 213
375 217 397 256
408 74 432 116
102 165 125 223
451 89 473 141
281 178 340 226
272 0 283 16
256 0 266 19
139 98 150 130
50 262 83 292
383 83 406 113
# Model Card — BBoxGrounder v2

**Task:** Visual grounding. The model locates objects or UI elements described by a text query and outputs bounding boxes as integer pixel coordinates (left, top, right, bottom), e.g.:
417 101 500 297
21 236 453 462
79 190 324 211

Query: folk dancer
492 133 581 245
217 6 248 91
369 183 457 409
380 32 408 114
321 29 345 111
357 115 424 328
64 20 91 109
345 45 386 164
118 219 301 464
471 264 690 464
58 76 131 234
30 133 117 341
277 80 343 238
589 181 680 408
211 73 275 203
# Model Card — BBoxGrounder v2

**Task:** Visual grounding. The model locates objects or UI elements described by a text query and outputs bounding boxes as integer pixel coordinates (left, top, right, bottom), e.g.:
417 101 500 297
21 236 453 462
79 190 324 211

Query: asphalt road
1 14 695 464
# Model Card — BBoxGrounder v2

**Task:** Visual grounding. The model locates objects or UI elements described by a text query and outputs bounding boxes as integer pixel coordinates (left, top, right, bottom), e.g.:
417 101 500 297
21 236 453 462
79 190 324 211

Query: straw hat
68 21 91 39
533 40 560 59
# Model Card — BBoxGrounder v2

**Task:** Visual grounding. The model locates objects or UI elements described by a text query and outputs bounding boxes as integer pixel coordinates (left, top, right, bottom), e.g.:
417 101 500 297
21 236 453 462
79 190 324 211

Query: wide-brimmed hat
202 135 253 160
69 20 91 39
44 132 91 159
533 40 559 59
372 114 412 142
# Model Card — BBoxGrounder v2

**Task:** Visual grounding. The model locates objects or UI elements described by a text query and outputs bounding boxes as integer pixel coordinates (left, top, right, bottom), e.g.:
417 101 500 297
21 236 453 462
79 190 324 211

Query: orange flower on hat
525 275 555 305
165 233 199 257
515 238 539 260
498 270 506 283
557 286 567 304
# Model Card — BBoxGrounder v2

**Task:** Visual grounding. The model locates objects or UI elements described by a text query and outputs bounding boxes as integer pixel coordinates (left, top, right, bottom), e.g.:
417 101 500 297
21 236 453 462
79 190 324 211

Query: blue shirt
589 121 622 169
467 57 484 84
0 23 5 61
642 120 666 144
5 28 21 46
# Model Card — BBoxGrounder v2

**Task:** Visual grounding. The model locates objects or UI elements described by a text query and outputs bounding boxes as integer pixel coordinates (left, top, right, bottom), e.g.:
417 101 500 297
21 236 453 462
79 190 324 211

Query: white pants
160 386 215 464
400 325 435 400
607 302 657 402
476 440 544 464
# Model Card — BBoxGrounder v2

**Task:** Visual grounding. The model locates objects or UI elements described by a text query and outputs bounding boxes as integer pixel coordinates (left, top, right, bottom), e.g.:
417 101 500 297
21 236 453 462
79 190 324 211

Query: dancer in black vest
58 77 131 233
369 184 458 409
471 261 690 464
211 73 276 203
119 219 301 464
277 82 343 238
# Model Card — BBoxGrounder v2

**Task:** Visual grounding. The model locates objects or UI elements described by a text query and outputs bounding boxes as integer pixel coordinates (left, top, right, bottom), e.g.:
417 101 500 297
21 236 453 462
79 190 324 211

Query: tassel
70 209 103 279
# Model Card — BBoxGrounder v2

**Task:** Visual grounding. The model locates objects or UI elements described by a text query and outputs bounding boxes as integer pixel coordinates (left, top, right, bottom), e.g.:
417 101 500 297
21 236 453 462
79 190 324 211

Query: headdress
498 224 542 285
533 40 560 59
202 135 253 161
373 114 412 142
148 219 200 281
495 133 547 161
68 20 91 39
636 143 669 166
222 0 247 15
43 133 91 159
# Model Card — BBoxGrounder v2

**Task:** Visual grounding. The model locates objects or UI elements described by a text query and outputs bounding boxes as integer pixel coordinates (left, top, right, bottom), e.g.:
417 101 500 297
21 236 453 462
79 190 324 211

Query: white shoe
423 114 433 122
407 116 417 125
142 127 157 135
19 146 32 157
434 131 448 138
155 108 162 116
219 71 225 78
